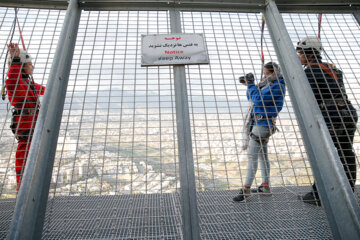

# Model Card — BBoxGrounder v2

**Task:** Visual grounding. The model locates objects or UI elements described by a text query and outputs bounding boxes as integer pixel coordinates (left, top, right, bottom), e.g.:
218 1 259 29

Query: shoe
233 188 251 202
251 183 271 194
298 191 321 206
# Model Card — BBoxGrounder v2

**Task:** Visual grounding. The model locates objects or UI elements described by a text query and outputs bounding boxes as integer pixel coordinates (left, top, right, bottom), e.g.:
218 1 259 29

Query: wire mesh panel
42 11 183 239
0 7 65 238
182 11 360 239
0 4 359 240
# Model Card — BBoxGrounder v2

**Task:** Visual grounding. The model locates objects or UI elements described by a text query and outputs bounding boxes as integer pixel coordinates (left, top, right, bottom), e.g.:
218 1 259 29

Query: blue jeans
245 125 272 186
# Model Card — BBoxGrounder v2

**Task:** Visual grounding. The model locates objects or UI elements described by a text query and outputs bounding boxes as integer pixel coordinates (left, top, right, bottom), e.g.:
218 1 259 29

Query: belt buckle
256 115 264 121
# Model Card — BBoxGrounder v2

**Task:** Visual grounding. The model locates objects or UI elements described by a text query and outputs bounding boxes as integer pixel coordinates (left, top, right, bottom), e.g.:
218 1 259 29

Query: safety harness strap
12 106 39 115
310 63 350 108
249 132 270 145
14 99 39 110
311 63 338 82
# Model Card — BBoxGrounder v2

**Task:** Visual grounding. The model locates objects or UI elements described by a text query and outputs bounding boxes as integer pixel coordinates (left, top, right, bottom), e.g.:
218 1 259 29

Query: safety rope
16 15 26 51
315 13 347 106
260 15 265 79
317 13 338 68
2 8 18 100
318 13 322 39
2 8 27 101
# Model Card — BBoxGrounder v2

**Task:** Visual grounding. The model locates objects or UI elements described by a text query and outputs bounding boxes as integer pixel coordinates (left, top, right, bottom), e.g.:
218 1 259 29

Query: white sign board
141 33 209 66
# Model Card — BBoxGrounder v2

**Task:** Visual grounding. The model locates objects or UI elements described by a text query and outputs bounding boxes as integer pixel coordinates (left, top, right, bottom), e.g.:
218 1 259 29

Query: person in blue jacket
233 62 286 202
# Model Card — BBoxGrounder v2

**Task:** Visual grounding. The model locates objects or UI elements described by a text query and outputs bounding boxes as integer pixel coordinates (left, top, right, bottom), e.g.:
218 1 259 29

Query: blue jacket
247 74 286 127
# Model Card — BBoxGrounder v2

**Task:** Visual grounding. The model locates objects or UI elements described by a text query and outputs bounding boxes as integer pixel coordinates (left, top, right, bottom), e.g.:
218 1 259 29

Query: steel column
169 9 201 240
7 0 81 239
264 1 360 239
353 11 360 26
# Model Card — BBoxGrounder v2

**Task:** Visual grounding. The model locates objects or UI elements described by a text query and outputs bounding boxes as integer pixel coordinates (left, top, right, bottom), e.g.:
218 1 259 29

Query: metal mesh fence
0 6 359 240
182 11 360 191
51 10 179 197
182 11 359 239
43 10 183 239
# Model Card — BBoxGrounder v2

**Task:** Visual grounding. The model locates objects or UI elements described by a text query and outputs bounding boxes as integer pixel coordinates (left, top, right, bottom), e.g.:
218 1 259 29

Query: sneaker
233 188 251 202
298 191 321 206
251 183 271 194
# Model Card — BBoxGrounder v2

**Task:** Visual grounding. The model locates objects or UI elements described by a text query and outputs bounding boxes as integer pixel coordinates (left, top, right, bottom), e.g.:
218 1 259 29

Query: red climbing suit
6 58 45 190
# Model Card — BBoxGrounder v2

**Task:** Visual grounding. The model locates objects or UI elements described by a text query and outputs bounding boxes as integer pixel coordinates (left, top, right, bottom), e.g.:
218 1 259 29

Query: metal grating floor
2 187 359 239
198 187 336 240
42 193 183 240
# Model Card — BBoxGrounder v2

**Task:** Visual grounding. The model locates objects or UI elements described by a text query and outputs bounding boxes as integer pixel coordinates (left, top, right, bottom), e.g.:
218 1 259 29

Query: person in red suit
6 43 46 190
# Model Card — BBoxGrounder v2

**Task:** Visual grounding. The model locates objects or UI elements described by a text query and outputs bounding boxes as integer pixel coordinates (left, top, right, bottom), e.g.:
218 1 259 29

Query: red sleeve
6 62 40 109
34 82 46 95
6 63 22 93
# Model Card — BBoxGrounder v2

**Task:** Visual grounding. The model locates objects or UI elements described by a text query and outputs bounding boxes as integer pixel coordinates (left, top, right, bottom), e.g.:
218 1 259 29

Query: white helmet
296 36 323 53
8 49 32 65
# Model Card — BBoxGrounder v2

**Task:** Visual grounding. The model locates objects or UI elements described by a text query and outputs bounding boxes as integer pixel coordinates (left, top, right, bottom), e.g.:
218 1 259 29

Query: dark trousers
312 112 358 199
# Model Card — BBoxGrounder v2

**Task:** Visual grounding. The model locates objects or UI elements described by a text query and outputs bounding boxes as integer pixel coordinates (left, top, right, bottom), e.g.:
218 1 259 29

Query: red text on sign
165 50 184 54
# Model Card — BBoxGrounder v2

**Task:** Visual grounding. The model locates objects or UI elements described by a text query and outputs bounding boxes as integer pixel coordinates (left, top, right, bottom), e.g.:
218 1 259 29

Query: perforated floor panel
197 187 334 240
2 187 358 239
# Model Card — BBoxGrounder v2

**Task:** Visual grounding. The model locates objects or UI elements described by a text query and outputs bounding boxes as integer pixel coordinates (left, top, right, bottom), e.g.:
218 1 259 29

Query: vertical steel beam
264 1 360 239
8 0 81 239
353 11 360 26
169 9 201 240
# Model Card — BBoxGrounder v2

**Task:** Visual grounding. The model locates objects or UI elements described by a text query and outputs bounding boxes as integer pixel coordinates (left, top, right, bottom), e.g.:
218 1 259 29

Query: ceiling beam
0 0 359 13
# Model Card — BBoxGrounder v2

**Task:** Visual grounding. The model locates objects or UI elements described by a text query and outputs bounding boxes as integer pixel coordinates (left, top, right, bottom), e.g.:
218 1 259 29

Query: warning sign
141 34 209 66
